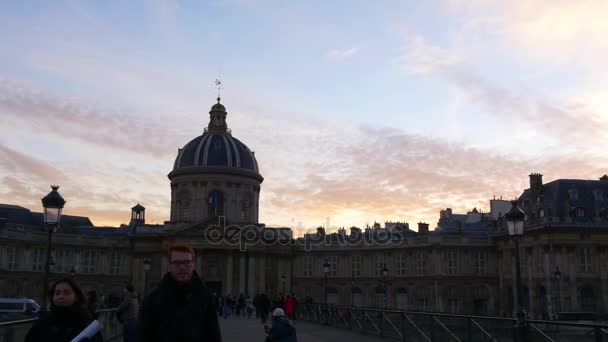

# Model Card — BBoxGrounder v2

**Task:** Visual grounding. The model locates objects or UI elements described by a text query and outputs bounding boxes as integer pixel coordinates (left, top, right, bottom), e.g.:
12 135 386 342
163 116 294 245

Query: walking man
137 244 222 342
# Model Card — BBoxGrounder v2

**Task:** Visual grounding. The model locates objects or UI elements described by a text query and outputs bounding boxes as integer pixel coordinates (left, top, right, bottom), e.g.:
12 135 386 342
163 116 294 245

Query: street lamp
41 185 65 310
70 266 77 278
281 273 286 294
322 258 330 325
323 259 330 305
553 267 562 317
505 200 527 341
143 258 152 296
381 264 389 308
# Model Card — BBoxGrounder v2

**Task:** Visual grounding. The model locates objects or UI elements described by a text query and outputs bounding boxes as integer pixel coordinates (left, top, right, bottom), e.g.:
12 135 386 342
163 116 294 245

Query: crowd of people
214 292 298 323
23 244 298 342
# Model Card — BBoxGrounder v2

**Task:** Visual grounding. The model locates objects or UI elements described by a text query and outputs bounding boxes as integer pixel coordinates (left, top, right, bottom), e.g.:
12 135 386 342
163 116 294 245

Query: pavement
219 316 387 342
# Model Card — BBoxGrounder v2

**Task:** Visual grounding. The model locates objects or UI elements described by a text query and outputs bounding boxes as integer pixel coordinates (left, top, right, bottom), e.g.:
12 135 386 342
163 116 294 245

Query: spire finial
215 78 222 101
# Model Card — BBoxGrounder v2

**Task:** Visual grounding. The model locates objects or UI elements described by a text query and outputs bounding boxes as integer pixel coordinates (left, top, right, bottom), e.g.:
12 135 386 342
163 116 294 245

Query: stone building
0 98 607 319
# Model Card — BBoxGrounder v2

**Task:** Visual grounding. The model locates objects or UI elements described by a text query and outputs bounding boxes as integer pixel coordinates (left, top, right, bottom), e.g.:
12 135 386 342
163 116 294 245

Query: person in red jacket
283 295 295 320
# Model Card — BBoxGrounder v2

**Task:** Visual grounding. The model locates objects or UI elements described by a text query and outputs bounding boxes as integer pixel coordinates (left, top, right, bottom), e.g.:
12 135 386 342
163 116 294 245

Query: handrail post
401 314 407 342
595 327 602 342
379 311 384 336
430 314 435 342
467 318 472 342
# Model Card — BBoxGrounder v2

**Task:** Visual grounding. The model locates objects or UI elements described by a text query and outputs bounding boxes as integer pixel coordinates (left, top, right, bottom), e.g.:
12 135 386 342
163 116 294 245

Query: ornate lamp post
143 258 152 296
381 264 389 308
323 258 330 305
41 185 65 310
553 267 562 318
322 258 331 325
281 273 286 294
505 200 527 341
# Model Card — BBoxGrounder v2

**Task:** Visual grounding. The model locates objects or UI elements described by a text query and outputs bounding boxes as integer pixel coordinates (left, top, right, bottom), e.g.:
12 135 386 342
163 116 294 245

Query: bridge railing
297 304 608 342
0 308 122 342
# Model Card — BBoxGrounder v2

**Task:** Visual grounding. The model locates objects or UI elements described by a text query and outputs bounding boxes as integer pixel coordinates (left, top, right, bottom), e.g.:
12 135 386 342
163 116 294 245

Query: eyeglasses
170 260 193 266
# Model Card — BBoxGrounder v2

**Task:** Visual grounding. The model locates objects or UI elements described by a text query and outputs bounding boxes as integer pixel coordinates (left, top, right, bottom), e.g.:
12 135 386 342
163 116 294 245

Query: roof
519 178 608 224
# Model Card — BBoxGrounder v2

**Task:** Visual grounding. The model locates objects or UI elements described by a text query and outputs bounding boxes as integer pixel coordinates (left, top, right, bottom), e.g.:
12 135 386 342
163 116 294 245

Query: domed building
168 97 263 225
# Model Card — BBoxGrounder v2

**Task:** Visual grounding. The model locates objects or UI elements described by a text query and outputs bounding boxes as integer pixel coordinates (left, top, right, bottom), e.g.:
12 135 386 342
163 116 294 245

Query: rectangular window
578 247 592 273
416 252 425 276
328 256 338 277
375 255 385 277
55 249 72 273
473 252 486 275
110 252 122 275
240 200 250 221
80 250 96 274
31 248 44 272
448 287 458 313
396 254 407 276
351 255 361 278
535 251 543 274
447 251 457 275
303 256 312 277
7 247 18 271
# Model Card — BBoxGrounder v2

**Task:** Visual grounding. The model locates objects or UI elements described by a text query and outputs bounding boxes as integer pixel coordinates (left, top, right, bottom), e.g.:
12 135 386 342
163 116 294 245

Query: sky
1 0 607 231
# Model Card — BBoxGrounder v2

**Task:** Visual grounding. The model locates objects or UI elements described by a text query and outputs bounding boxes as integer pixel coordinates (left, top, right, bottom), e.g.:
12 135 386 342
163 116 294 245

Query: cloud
0 78 188 158
394 36 607 150
447 0 608 65
325 47 360 61
0 144 65 181
258 117 608 230
395 36 461 75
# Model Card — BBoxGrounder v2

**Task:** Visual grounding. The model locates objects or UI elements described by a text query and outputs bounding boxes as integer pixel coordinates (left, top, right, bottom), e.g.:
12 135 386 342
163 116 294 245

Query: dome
169 98 262 181
172 133 260 173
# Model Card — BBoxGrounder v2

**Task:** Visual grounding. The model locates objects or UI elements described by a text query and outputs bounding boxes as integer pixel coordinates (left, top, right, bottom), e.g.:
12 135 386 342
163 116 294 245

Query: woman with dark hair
25 278 103 342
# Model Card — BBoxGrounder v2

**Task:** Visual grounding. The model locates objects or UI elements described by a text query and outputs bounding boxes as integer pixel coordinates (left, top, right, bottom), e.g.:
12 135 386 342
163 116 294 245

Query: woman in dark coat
25 277 103 342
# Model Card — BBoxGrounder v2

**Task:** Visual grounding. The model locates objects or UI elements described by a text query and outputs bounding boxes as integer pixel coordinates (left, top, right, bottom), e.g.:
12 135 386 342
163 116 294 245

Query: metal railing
297 304 608 342
0 308 122 342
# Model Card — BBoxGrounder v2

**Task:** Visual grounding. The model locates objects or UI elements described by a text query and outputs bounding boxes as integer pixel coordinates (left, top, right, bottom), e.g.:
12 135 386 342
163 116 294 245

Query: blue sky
1 0 607 230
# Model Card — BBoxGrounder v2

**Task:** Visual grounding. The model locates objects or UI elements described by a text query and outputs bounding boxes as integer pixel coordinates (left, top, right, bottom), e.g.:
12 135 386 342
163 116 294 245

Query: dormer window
568 188 579 200
536 193 544 203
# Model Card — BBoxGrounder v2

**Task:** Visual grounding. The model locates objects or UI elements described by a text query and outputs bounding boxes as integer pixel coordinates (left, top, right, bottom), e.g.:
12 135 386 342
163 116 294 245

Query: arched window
327 288 338 305
396 288 409 310
375 286 387 308
351 287 363 307
207 190 224 217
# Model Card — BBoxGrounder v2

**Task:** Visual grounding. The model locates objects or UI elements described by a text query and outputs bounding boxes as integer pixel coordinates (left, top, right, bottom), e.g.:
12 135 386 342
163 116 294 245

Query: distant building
1 98 607 318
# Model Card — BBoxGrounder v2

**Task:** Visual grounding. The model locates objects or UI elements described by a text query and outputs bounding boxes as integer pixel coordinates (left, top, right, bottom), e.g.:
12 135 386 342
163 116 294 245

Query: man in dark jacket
137 244 222 342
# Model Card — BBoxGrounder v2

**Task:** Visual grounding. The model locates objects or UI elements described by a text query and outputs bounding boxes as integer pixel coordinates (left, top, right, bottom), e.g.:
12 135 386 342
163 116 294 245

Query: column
226 254 233 296
196 253 203 278
600 263 608 314
543 252 553 318
569 249 578 311
258 255 266 293
239 253 246 294
247 255 257 295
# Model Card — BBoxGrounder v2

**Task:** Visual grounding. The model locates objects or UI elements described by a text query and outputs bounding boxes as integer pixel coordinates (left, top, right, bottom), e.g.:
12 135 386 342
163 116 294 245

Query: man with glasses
137 244 222 342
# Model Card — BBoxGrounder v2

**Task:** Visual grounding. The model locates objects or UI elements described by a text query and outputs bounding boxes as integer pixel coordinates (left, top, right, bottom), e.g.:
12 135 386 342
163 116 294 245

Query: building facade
1 99 607 319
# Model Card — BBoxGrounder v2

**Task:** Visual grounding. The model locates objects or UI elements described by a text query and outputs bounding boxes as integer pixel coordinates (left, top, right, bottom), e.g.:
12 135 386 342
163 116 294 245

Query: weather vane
214 78 222 101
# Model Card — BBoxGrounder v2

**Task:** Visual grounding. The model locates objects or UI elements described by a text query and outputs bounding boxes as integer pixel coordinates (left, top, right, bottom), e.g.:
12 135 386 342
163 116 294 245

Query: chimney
529 173 543 190
417 222 429 234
